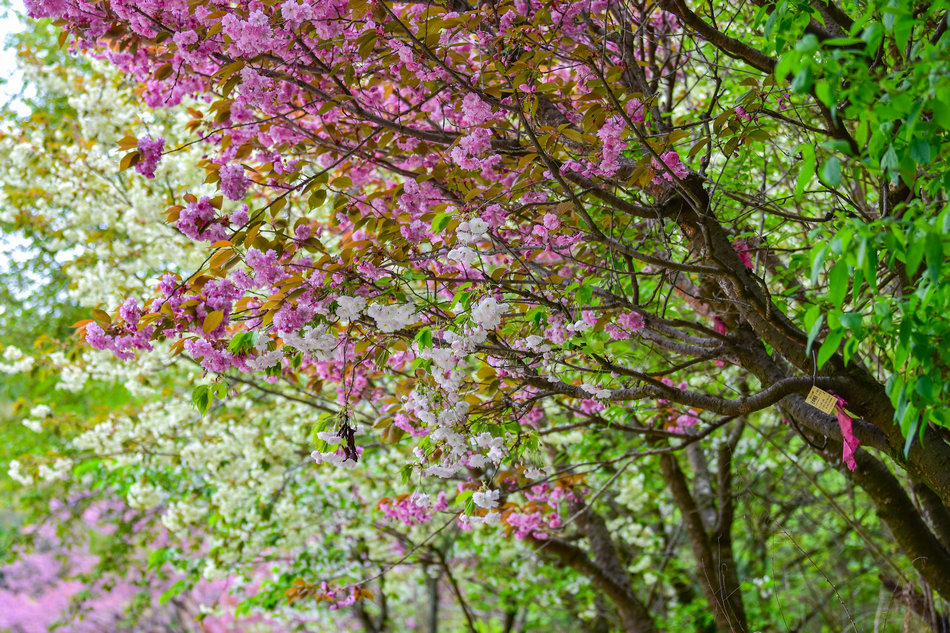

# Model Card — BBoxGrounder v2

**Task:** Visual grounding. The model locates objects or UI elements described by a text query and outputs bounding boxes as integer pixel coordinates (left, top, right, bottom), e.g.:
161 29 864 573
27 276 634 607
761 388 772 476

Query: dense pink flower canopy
32 0 706 431
21 0 743 568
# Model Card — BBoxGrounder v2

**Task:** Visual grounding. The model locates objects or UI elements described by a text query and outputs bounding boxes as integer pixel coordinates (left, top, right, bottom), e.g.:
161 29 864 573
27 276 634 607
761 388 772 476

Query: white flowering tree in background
3 0 950 632
0 22 309 632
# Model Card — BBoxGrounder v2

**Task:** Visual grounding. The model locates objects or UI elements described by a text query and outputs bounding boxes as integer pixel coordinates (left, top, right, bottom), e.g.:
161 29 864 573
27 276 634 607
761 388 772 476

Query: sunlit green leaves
191 382 227 416
828 261 850 309
227 331 256 354
794 144 815 201
821 157 842 187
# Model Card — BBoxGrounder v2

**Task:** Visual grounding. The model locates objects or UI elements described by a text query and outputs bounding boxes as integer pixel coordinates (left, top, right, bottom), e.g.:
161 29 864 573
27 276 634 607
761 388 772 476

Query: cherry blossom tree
6 0 950 631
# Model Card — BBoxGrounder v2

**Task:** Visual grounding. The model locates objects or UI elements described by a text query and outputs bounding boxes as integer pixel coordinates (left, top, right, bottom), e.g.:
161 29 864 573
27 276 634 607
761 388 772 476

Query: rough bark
660 451 748 633
647 164 950 601
529 510 659 633
880 575 950 633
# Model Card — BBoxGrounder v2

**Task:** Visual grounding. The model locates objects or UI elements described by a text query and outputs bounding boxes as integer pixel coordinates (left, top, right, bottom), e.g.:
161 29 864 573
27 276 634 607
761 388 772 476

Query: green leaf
810 244 829 283
820 139 854 155
791 66 813 94
147 548 168 571
794 34 819 53
916 375 934 401
906 235 926 276
815 81 834 107
925 232 943 282
795 144 816 201
903 421 918 457
842 337 860 365
909 138 931 165
857 236 878 291
526 306 547 326
414 327 433 349
880 146 899 172
893 14 914 51
934 97 950 131
308 189 327 209
577 285 593 305
454 290 472 309
882 10 896 32
431 212 453 233
901 404 920 458
861 22 884 53
828 261 849 308
817 329 844 368
72 459 100 478
775 50 802 80
822 37 864 47
764 7 780 40
885 373 904 407
806 313 825 356
840 311 864 334
192 385 212 416
821 156 841 187
160 580 188 605
803 303 821 330
227 331 255 354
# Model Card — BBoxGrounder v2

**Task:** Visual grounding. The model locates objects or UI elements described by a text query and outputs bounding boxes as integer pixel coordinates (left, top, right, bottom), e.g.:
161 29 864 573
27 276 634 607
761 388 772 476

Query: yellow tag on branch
805 386 837 415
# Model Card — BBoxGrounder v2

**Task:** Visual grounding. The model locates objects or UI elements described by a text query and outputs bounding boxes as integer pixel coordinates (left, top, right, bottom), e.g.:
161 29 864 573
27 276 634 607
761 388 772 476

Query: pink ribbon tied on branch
833 395 859 471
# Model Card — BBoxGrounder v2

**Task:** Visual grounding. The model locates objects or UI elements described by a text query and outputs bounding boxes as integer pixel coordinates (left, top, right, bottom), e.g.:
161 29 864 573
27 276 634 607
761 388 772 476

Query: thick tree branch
529 533 658 633
657 0 776 74
660 452 748 633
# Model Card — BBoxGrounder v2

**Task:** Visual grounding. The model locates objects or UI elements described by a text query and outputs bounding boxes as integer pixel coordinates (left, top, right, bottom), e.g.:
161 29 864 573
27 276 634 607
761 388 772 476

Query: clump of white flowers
334 295 366 321
472 488 500 509
279 326 338 359
471 296 508 330
7 460 33 485
365 303 416 333
456 218 489 243
581 382 613 399
37 458 72 482
0 346 35 374
21 404 52 433
447 245 477 266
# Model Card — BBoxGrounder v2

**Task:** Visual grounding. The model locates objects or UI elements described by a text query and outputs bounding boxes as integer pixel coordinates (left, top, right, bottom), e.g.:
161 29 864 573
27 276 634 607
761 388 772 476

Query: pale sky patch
0 0 28 116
